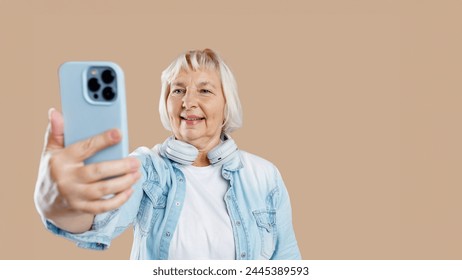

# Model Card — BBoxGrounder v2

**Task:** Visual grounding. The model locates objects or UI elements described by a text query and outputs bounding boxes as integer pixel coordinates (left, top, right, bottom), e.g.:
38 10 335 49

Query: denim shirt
44 145 301 260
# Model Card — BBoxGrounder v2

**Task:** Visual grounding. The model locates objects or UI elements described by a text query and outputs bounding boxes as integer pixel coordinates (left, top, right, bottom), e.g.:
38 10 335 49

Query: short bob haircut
159 49 243 133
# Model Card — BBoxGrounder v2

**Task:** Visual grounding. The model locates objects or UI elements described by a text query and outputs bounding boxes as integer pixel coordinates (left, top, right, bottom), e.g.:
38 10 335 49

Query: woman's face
167 68 226 150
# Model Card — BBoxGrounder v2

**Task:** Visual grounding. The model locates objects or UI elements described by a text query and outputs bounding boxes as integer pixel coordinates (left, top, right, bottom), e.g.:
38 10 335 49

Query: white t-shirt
168 164 236 260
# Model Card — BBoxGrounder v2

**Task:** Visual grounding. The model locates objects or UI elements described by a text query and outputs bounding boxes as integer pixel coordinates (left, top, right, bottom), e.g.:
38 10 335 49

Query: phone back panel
59 61 128 165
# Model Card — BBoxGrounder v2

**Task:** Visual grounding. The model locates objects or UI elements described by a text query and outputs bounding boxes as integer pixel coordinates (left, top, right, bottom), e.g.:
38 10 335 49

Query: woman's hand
35 108 140 233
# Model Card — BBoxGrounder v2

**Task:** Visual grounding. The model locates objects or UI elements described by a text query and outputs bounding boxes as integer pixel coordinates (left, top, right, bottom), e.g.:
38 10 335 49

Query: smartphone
58 61 129 165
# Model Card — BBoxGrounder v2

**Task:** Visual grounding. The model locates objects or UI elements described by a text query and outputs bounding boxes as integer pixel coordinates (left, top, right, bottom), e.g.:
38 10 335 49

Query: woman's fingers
80 188 134 214
82 171 141 201
45 108 65 151
64 129 122 163
58 172 139 214
43 109 139 216
76 157 140 183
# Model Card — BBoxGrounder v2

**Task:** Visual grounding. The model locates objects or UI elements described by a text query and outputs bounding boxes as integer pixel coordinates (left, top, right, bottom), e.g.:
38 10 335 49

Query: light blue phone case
59 61 129 165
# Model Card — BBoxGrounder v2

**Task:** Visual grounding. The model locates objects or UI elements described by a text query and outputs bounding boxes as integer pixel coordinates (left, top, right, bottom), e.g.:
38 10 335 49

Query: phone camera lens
102 86 116 101
88 78 101 92
101 69 115 84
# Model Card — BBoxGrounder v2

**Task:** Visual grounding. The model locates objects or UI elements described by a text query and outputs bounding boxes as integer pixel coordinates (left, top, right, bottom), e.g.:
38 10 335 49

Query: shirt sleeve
271 168 302 260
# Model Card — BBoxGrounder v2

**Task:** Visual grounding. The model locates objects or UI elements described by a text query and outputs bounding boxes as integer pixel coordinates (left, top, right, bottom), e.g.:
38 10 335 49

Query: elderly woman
34 49 301 260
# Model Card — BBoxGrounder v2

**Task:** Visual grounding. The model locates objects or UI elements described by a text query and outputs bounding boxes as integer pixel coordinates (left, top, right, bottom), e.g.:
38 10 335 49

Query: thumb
45 108 65 151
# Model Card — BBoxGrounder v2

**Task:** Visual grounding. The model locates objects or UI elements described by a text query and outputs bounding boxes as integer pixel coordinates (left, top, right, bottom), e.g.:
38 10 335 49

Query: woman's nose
182 89 198 109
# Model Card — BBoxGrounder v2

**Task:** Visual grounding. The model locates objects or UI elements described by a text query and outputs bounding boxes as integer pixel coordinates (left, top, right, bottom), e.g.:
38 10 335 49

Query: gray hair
159 49 243 133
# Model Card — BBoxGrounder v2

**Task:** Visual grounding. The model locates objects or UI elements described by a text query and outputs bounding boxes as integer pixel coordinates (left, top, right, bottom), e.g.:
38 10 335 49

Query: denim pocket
137 187 167 235
252 210 276 259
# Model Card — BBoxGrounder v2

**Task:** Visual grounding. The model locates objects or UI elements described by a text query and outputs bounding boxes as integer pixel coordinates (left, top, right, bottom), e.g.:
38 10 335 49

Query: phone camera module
87 66 117 103
88 78 101 92
101 69 115 84
102 86 116 101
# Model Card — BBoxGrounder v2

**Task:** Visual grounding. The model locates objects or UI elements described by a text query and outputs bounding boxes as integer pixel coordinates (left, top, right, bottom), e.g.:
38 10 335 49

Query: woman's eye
171 89 184 94
200 89 212 94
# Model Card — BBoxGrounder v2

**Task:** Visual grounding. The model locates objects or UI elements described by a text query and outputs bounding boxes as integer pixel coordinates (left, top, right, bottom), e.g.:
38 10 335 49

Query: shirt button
165 232 171 237
236 221 241 226
240 252 246 258
175 201 180 206
178 177 183 182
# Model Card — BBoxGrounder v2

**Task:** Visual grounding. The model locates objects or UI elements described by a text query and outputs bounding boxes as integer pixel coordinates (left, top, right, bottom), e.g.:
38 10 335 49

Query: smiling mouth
181 116 205 121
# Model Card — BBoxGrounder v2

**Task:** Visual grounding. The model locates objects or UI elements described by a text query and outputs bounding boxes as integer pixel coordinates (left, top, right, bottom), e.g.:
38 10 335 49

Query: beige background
1 0 461 259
